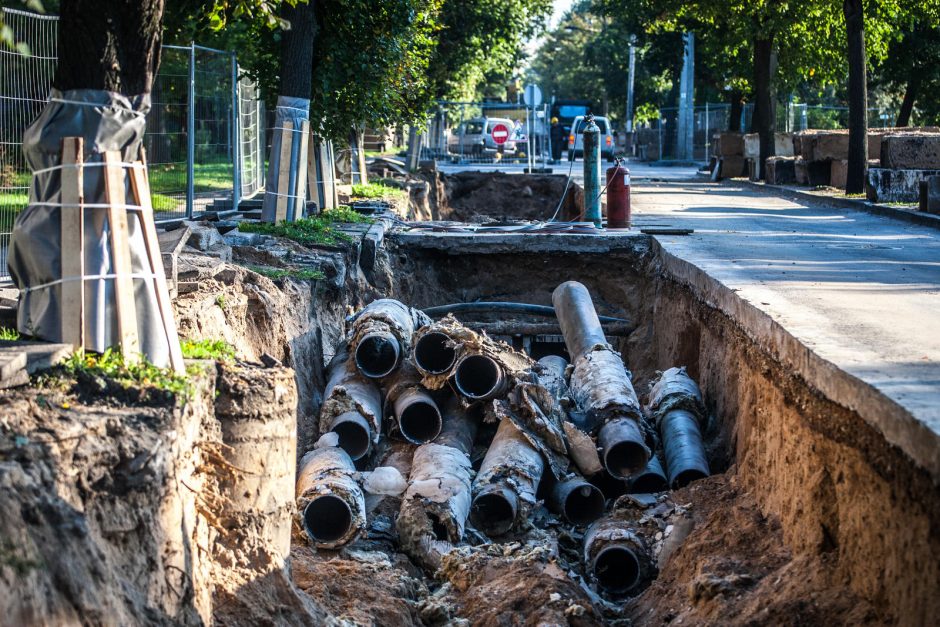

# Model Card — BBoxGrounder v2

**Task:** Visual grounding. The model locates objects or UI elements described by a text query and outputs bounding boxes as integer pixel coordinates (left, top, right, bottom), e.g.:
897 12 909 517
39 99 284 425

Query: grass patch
350 182 404 199
0 327 20 341
58 348 198 401
180 338 236 362
238 208 371 246
845 192 866 198
250 266 326 281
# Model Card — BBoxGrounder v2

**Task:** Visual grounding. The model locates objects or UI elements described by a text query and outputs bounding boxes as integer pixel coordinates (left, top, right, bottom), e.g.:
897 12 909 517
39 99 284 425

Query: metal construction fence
0 7 265 277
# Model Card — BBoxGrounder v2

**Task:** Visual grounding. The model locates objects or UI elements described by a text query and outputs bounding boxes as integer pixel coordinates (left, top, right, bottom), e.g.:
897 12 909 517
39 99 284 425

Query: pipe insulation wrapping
397 399 478 572
348 299 431 379
553 281 649 477
647 367 710 489
318 344 383 460
471 417 545 536
295 446 366 549
8 89 173 365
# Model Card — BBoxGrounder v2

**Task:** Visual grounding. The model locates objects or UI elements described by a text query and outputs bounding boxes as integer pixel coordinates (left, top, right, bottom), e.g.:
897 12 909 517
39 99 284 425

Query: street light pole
626 38 636 133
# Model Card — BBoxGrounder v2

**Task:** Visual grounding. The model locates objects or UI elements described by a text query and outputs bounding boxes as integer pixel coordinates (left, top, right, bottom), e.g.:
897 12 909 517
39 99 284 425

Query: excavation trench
273 209 938 625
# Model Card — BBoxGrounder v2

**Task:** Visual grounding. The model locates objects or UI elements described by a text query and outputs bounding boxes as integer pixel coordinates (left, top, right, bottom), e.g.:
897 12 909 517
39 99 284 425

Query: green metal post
583 114 602 227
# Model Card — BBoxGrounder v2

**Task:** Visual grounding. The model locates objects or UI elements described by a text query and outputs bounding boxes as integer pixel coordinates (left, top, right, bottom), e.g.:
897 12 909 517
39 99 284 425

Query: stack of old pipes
293 286 712 599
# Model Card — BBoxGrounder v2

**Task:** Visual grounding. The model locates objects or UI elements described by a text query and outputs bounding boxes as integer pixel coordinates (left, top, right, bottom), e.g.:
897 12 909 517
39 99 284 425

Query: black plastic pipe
549 477 606 525
423 301 630 324
647 367 710 490
626 455 669 494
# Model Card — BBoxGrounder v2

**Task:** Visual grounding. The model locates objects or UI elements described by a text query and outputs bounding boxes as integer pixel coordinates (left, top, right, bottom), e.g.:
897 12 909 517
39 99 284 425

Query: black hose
423 302 630 324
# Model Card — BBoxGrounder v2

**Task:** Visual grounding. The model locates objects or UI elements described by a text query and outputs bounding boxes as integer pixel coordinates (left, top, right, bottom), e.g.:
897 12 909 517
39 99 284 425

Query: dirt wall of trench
632 257 940 625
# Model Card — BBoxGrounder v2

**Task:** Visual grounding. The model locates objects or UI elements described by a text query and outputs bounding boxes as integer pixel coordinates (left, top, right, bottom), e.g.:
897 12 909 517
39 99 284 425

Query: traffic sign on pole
523 84 543 107
491 123 510 145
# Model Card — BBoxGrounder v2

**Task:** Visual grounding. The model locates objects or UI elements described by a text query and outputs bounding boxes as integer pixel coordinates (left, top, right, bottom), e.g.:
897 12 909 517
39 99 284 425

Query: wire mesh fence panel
431 102 553 167
238 78 265 199
192 46 235 215
0 8 58 277
144 45 190 220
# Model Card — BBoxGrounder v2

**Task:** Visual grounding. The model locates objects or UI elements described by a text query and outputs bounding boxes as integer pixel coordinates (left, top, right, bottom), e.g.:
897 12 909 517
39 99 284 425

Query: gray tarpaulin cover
8 89 171 367
261 96 310 222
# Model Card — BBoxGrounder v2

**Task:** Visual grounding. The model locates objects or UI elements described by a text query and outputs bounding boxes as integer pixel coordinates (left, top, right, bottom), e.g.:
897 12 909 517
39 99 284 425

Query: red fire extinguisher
606 165 631 228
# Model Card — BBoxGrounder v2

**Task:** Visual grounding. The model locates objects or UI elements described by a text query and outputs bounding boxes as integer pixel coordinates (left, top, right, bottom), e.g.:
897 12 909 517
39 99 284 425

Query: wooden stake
274 120 293 224
294 120 310 220
102 151 140 361
60 137 84 349
129 159 186 374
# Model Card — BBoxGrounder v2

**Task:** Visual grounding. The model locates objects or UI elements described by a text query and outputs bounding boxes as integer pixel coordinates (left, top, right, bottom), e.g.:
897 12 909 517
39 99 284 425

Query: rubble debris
318 343 383 460
647 367 710 489
295 446 366 549
348 299 430 378
553 280 650 478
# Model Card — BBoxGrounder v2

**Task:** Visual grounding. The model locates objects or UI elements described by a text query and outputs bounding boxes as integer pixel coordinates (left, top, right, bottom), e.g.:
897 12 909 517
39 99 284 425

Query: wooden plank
294 120 310 220
129 160 186 374
274 120 293 224
60 137 84 348
0 341 71 373
102 151 140 362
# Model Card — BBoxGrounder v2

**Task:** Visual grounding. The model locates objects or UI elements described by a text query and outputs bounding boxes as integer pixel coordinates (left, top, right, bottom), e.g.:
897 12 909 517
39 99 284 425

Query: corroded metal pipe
319 345 383 460
549 477 606 525
454 353 507 401
397 398 479 571
349 299 429 379
536 354 569 399
626 455 668 494
647 367 710 489
470 417 544 536
384 361 443 444
413 330 458 376
295 447 366 549
553 281 649 478
583 517 654 596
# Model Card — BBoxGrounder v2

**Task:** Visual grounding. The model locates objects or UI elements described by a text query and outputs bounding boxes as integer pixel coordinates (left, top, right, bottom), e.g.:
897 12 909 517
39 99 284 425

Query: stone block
880 134 940 169
765 156 796 185
923 176 940 214
867 167 940 203
830 160 848 189
775 133 795 157
811 132 850 161
744 134 760 160
795 157 809 185
806 159 832 187
715 132 745 157
718 156 747 179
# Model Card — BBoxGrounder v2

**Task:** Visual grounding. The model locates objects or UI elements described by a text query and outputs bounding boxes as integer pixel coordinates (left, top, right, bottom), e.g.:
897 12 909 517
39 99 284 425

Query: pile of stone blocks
868 132 940 203
743 133 794 181
711 132 747 180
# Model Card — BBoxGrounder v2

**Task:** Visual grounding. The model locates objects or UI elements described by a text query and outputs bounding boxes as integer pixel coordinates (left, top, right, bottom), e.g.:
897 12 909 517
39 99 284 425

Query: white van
567 115 615 161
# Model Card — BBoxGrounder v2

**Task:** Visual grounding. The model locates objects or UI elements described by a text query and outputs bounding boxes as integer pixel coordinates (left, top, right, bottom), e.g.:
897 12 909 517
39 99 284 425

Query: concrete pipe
319 345 383 461
454 353 507 401
552 281 649 477
349 299 429 379
414 331 458 376
549 477 606 525
583 517 653 596
626 455 669 494
470 417 544 536
295 447 366 549
647 367 710 489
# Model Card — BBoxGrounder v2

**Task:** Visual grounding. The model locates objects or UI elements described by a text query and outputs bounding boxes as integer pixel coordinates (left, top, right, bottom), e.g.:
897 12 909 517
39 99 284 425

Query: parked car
567 115 615 161
450 117 518 156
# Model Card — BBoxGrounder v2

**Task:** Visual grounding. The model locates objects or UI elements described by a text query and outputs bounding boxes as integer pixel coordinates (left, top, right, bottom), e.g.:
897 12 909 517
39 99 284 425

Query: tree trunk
896 73 919 127
751 37 777 180
279 0 318 98
844 0 868 194
54 0 164 94
728 90 744 132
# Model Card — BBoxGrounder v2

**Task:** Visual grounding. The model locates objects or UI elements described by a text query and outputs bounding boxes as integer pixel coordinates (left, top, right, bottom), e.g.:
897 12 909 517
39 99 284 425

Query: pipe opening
563 484 606 525
603 440 650 479
415 332 457 374
331 412 372 460
429 514 449 541
471 488 517 536
303 494 354 544
593 545 641 593
355 333 400 378
399 401 443 444
454 354 503 399
672 468 709 490
630 471 668 494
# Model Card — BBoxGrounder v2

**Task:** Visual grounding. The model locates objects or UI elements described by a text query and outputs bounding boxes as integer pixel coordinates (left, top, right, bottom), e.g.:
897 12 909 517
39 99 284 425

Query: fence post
186 42 196 219
231 53 241 212
704 102 709 161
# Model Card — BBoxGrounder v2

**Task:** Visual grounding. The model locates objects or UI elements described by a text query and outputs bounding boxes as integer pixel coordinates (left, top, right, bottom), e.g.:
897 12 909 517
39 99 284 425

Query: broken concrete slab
830 159 848 189
880 133 940 169
743 133 794 160
713 133 745 157
765 157 796 185
717 156 746 179
920 175 940 214
867 167 940 203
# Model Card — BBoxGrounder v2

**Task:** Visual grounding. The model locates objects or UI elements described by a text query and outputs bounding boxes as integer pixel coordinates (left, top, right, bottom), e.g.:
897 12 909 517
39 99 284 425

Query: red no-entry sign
491 123 510 145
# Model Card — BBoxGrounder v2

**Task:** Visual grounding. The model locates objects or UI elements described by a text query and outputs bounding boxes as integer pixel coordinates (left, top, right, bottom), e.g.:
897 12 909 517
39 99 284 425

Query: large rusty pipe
626 455 668 494
414 331 458 376
549 477 606 525
648 367 710 489
470 417 544 536
295 447 366 549
553 281 648 478
320 345 383 461
583 517 653 596
454 353 506 401
393 387 443 444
